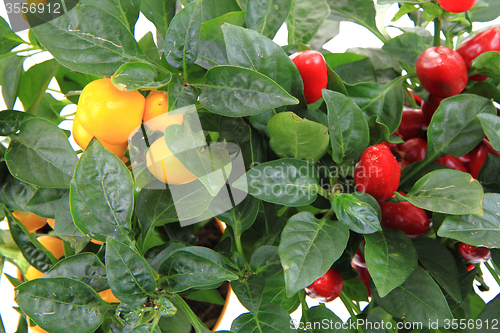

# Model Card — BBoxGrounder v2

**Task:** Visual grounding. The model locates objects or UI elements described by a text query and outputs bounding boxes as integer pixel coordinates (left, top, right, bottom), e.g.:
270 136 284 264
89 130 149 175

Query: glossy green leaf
5 118 78 188
345 79 404 135
140 0 175 50
53 192 88 253
476 293 500 332
478 154 500 185
365 307 397 333
200 11 246 45
44 253 108 292
250 246 282 278
286 0 330 44
246 0 293 39
372 267 454 326
231 304 295 332
159 247 238 293
197 66 299 117
184 289 225 305
70 139 133 243
216 195 259 237
398 169 484 216
365 228 418 297
333 57 377 85
342 278 368 303
261 271 300 313
15 277 109 333
381 33 428 66
0 17 25 54
25 187 67 219
138 32 160 65
438 193 500 248
81 0 140 32
279 212 349 296
231 274 265 315
31 4 147 76
0 164 37 213
0 109 36 138
307 304 346 332
164 0 203 71
34 94 70 125
413 238 462 302
232 159 320 206
111 62 171 91
268 112 330 164
477 113 500 152
222 24 307 113
168 73 199 111
470 51 500 80
331 193 381 234
195 40 228 70
129 324 161 333
105 238 157 305
0 55 24 109
309 18 340 51
399 161 448 193
469 0 500 22
201 0 241 22
427 94 495 159
7 213 54 272
324 90 369 164
328 0 379 38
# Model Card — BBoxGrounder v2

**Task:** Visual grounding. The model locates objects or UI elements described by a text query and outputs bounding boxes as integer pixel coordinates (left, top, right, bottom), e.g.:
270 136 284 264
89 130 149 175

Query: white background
1 1 500 332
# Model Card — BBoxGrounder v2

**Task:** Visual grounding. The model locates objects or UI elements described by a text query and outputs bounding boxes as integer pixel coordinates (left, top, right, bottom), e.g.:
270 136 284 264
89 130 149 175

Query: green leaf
307 304 346 332
105 238 157 305
222 23 307 114
70 139 133 243
250 246 282 278
331 193 381 234
372 267 453 326
365 307 397 333
470 51 500 80
427 94 495 159
34 94 70 125
268 112 330 164
84 0 140 31
477 113 500 152
31 4 147 76
159 247 238 293
342 278 369 303
286 0 330 45
53 192 88 253
196 66 299 117
469 0 500 22
309 18 340 51
216 195 259 237
279 212 349 296
231 304 295 332
246 0 293 39
327 0 379 38
18 59 60 113
381 33 428 66
261 271 300 313
140 0 175 50
0 55 24 109
478 154 500 185
183 289 225 305
15 277 108 333
195 40 228 70
398 169 484 216
365 228 418 297
399 161 448 193
332 57 377 85
413 238 462 302
54 66 100 104
7 214 53 272
324 89 369 164
466 81 500 105
345 79 404 135
0 163 36 213
25 187 67 219
232 159 320 206
168 73 199 111
0 17 25 55
231 274 265 315
164 0 203 71
200 11 246 45
476 293 500 332
138 32 161 65
438 193 500 248
44 253 108 292
111 62 171 91
5 118 78 188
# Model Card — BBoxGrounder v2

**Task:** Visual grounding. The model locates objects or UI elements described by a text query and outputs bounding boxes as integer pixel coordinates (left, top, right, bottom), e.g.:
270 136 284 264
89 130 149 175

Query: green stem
171 294 211 333
149 312 161 333
433 18 442 47
235 235 251 271
141 310 157 324
299 290 310 324
399 153 440 188
484 261 500 288
340 292 357 317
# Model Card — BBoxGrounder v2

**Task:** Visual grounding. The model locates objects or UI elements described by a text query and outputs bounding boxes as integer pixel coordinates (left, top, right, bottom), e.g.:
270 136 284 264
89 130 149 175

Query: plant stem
299 290 309 324
433 18 442 47
339 292 357 317
484 261 500 288
149 312 161 333
235 235 252 271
